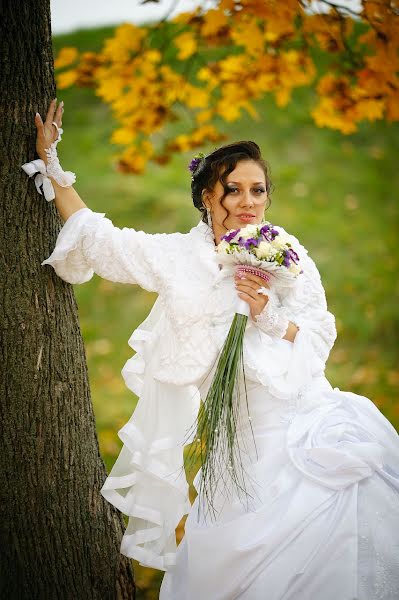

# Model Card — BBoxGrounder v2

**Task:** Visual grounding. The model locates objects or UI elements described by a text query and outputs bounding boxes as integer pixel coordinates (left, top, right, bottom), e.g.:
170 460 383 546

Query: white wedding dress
41 207 399 600
161 372 399 600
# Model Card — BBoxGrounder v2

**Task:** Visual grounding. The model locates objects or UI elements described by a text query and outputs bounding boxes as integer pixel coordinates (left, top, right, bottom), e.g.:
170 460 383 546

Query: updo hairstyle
190 140 273 226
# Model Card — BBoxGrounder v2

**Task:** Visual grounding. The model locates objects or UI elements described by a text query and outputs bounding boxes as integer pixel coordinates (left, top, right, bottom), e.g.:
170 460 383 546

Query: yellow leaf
216 99 241 121
311 97 357 134
351 99 385 121
174 32 197 60
196 109 214 124
56 69 78 89
182 84 210 109
54 47 78 69
274 87 291 107
386 94 399 121
231 18 264 56
111 128 135 145
201 9 228 37
102 23 146 62
117 150 147 174
145 49 162 63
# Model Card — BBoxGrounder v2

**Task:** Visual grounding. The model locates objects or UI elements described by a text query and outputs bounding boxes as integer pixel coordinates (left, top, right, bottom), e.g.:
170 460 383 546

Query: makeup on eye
225 184 266 194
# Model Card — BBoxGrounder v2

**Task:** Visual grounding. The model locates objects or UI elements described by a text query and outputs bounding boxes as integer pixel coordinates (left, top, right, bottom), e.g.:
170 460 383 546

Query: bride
25 99 399 599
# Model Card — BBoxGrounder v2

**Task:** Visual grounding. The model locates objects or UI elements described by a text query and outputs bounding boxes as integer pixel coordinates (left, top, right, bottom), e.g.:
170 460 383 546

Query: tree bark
0 2 135 598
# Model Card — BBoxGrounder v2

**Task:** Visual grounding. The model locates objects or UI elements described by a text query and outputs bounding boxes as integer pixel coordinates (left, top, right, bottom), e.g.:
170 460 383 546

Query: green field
52 25 399 598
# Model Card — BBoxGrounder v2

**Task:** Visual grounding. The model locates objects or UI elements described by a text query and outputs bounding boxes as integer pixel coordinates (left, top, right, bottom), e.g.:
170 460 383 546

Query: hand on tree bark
35 98 64 164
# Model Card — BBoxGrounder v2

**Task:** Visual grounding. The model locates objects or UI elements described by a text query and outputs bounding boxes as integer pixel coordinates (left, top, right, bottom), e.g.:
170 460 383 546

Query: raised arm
25 100 175 293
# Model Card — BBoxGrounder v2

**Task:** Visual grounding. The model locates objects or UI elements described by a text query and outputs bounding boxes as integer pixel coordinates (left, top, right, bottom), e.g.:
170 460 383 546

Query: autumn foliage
55 0 399 173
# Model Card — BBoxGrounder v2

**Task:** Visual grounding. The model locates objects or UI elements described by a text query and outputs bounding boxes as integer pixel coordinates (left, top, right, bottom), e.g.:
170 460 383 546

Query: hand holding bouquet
191 221 303 518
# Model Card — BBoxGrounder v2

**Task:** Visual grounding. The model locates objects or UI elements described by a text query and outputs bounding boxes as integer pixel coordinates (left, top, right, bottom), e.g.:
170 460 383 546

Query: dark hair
190 140 273 228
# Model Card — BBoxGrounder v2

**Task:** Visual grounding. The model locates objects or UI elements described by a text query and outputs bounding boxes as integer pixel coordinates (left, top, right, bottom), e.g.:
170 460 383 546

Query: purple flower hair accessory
188 152 206 175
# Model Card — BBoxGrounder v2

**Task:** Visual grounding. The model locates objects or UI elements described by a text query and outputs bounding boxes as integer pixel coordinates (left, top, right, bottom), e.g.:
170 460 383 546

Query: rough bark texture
0 2 135 598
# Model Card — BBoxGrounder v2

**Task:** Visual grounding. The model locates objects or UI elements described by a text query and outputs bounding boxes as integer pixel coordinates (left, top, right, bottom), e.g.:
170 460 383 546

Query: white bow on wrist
21 158 57 201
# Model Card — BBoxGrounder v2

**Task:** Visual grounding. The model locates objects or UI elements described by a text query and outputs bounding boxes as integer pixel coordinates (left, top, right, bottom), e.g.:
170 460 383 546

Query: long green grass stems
184 313 258 522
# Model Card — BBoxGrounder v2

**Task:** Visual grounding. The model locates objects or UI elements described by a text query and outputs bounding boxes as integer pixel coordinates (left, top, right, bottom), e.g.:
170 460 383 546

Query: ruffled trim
41 207 106 283
101 418 192 570
100 373 200 569
243 323 326 402
121 329 152 398
102 298 200 570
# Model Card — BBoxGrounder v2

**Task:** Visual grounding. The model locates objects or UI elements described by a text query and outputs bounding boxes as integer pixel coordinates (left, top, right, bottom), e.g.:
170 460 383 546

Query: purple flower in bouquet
260 223 279 241
282 247 300 267
288 247 300 263
222 228 241 243
239 237 260 250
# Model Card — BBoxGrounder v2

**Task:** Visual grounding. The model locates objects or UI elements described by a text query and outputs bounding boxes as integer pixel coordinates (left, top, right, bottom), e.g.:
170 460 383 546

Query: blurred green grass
53 25 399 598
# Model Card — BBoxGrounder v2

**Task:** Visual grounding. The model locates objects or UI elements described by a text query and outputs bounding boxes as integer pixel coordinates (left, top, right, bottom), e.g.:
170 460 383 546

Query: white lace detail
254 297 291 338
44 141 76 187
277 236 337 365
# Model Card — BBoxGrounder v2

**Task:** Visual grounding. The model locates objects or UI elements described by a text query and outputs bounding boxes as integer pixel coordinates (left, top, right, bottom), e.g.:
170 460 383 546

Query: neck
211 225 224 246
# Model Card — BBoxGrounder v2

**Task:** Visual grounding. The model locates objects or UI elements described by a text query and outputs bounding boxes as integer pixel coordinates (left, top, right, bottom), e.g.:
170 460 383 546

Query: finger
35 111 43 127
44 98 58 128
235 273 270 288
237 292 252 304
236 285 259 301
54 100 64 127
35 112 45 136
236 280 267 295
237 292 265 313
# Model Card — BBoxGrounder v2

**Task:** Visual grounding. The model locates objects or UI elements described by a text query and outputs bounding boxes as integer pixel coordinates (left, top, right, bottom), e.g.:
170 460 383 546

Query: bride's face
203 160 268 244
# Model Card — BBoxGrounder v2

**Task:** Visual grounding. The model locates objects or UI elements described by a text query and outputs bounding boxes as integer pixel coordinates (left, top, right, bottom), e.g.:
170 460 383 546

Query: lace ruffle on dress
41 208 399 598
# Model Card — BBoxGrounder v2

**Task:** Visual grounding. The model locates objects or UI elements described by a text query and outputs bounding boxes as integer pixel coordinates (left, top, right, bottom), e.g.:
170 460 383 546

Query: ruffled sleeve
41 207 174 293
284 251 337 363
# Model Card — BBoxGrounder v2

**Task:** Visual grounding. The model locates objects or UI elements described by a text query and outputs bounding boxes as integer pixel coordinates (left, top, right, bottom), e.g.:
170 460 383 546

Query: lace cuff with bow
253 291 292 338
21 125 76 201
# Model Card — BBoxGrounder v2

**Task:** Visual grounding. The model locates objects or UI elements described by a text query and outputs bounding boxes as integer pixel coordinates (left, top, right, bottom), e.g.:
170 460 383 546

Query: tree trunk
0 2 135 598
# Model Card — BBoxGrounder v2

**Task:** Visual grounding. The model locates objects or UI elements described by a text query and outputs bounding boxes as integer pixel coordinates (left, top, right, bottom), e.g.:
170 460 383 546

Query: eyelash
227 187 265 194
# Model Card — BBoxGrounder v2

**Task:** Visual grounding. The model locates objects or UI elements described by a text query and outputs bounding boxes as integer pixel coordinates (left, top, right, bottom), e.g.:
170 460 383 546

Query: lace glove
253 288 292 338
21 123 76 201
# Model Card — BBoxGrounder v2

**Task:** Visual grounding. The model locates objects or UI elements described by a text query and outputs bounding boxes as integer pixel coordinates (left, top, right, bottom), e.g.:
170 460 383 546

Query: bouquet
190 222 303 518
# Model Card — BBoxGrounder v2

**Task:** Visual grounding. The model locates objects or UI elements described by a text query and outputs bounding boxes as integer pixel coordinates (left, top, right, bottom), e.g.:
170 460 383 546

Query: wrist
253 296 291 338
22 137 76 202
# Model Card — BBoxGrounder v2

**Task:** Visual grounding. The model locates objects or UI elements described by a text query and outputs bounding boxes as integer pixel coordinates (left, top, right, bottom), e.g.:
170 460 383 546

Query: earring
206 207 213 229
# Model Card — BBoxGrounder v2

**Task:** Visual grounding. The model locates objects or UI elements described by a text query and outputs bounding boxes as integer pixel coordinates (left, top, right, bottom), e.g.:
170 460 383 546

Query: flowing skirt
160 375 399 600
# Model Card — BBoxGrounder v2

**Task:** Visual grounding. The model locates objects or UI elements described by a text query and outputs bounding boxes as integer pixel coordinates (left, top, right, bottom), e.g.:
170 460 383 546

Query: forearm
50 178 88 223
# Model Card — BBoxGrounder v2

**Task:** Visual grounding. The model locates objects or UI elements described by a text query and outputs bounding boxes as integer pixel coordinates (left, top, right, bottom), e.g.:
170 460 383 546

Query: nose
240 190 254 208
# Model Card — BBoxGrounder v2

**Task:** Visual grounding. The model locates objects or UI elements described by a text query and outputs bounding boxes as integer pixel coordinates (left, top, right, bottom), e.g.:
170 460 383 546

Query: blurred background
51 2 398 596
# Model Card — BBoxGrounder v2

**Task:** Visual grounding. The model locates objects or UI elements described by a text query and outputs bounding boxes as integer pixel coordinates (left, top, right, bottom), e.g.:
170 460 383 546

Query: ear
201 190 211 209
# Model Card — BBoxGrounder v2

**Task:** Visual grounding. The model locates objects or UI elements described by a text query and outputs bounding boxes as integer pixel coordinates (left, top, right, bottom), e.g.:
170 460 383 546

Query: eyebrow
226 181 266 186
